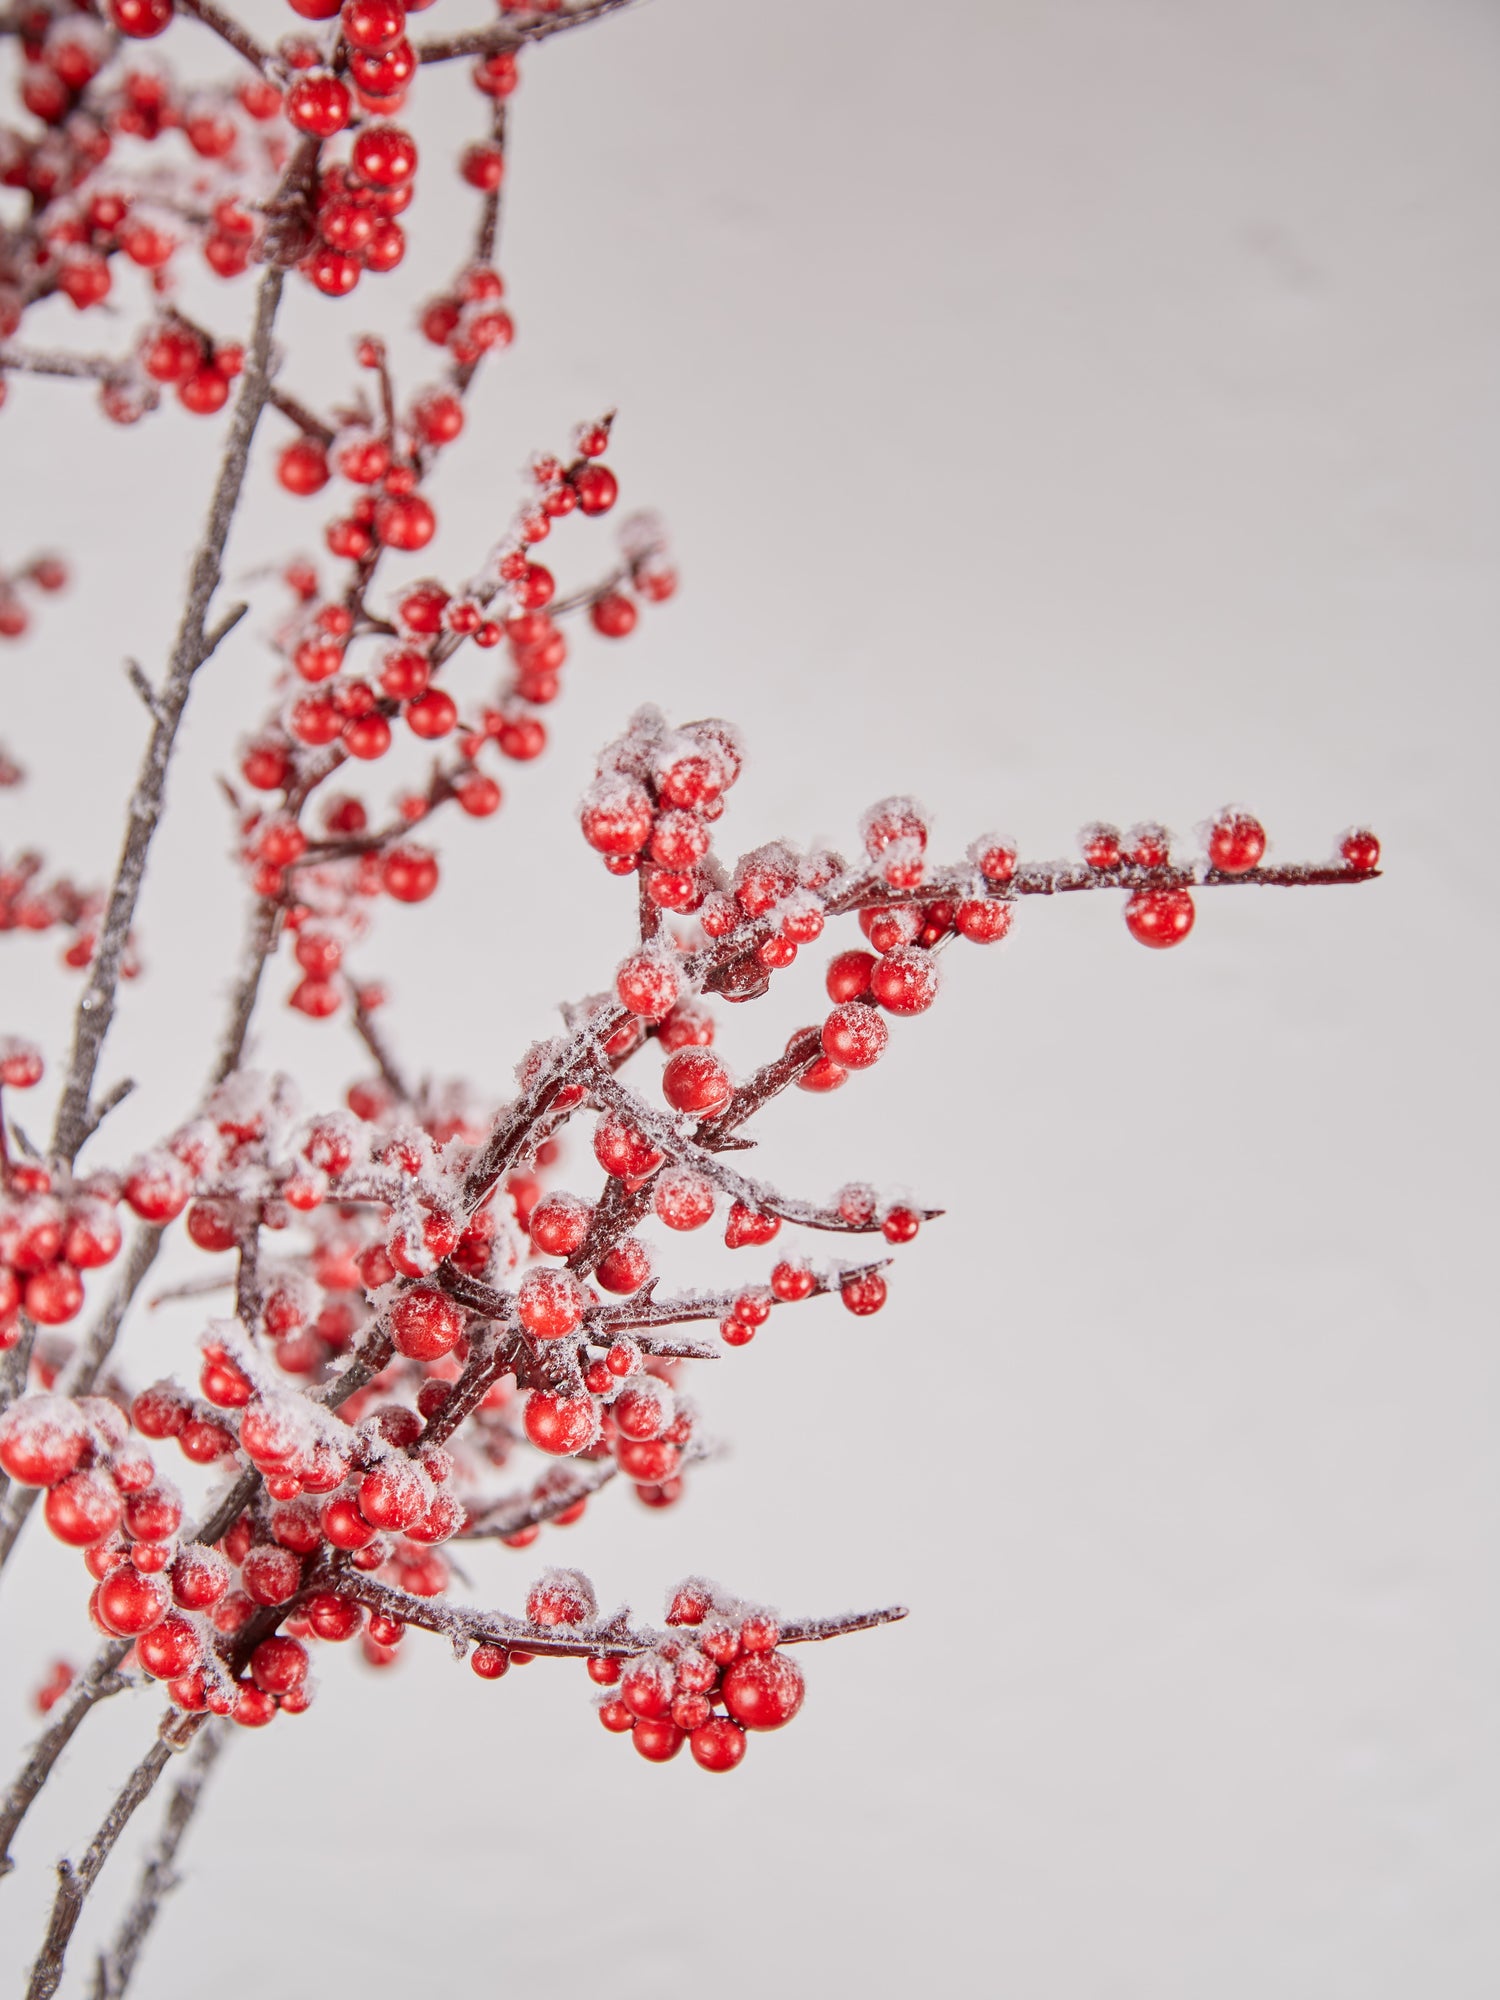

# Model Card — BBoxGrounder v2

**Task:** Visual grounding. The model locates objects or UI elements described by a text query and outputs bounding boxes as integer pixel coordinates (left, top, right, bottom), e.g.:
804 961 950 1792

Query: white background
2 2 1498 1994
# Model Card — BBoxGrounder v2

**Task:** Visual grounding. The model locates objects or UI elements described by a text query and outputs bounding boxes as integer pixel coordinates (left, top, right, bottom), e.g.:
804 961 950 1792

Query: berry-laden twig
0 1 1382 1995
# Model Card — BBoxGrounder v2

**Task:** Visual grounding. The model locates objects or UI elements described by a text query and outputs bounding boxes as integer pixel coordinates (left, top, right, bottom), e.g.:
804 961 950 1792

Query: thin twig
0 1646 134 1877
25 1726 193 2000
175 0 272 73
88 1724 226 2000
49 265 288 1168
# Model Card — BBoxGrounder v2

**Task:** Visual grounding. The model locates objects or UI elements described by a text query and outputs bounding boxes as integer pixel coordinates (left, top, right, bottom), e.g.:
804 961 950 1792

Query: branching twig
25 1726 193 2000
49 266 288 1169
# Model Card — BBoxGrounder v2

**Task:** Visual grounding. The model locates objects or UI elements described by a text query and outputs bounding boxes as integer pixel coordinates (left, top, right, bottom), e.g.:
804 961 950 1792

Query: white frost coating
0 1391 87 1452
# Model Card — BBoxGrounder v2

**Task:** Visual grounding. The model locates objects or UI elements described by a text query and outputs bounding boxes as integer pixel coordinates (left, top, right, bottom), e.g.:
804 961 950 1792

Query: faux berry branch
0 1 1381 1994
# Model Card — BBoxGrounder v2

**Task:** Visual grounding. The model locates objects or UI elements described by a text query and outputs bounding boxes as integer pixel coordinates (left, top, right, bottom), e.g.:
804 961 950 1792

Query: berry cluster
1 1041 125 1344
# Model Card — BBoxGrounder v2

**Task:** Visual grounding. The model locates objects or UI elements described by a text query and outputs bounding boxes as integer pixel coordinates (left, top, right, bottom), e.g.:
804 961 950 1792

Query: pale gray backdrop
2 2 1497 1994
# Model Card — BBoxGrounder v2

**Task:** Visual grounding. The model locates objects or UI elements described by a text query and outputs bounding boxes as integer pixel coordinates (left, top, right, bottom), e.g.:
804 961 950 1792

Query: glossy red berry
1123 887 1195 949
108 0 174 36
97 1567 170 1635
690 1717 747 1772
821 1002 888 1070
287 75 351 137
955 899 1011 944
353 123 417 187
840 1271 887 1316
390 1286 464 1359
1339 828 1380 872
517 1267 585 1340
589 591 637 638
1206 809 1266 875
44 1471 122 1547
721 1648 804 1729
278 437 331 496
524 1390 598 1457
137 1614 202 1679
250 1636 309 1696
868 947 939 1016
1081 823 1123 871
661 1047 732 1117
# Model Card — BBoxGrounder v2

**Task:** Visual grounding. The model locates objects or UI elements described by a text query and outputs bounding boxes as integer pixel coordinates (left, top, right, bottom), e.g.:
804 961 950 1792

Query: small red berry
1206 809 1267 875
1123 888 1195 949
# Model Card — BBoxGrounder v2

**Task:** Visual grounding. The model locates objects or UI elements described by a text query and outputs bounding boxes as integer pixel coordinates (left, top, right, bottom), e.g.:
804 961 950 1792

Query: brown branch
49 263 288 1168
88 1724 226 2000
0 1645 134 1878
458 1459 619 1539
25 1725 192 2000
339 1571 907 1660
351 988 414 1105
211 894 282 1087
585 1064 935 1235
175 0 272 72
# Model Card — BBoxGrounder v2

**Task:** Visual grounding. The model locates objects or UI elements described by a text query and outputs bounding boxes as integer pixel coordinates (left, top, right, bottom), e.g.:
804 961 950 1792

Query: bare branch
25 1725 192 2000
0 1646 134 1878
89 1725 226 2000
175 0 272 73
50 263 288 1168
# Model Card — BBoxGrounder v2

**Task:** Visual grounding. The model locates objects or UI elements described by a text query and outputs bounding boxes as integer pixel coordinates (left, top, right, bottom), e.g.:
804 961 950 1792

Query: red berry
821 1002 888 1070
721 1648 804 1729
377 494 436 551
1206 809 1266 875
44 1471 122 1547
616 951 680 1020
723 1200 779 1249
137 1614 202 1679
353 123 417 187
287 74 351 137
955 899 1012 944
517 1267 585 1340
0 1397 87 1487
825 949 875 1002
526 1568 596 1627
595 1237 652 1295
589 591 637 638
250 1636 309 1696
382 846 438 902
405 687 456 738
97 1567 170 1636
342 0 404 52
390 1286 464 1359
1081 822 1123 871
1123 888 1195 949
241 1544 304 1606
278 437 331 496
523 1390 598 1457
652 1169 715 1232
108 0 173 36
529 1192 592 1257
840 1271 887 1316
690 1718 747 1772
632 1718 684 1762
24 1264 84 1325
661 1047 732 1117
868 947 940 1017
1340 828 1380 873
471 1643 510 1679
